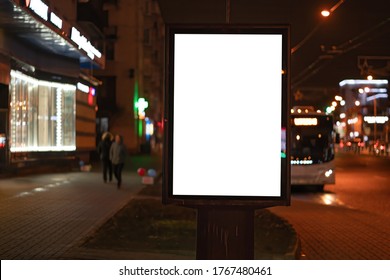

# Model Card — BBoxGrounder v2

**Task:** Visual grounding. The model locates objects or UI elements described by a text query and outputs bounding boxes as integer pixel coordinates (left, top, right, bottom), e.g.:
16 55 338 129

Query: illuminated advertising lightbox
163 25 290 207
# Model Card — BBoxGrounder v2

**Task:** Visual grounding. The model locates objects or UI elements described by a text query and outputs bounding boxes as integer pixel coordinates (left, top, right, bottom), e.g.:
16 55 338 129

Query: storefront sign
71 27 102 60
21 0 103 67
77 82 90 93
27 0 48 21
77 82 95 105
50 12 62 29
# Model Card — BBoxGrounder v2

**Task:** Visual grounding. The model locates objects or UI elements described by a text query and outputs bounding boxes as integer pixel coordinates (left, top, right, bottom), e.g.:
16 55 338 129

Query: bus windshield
291 115 334 164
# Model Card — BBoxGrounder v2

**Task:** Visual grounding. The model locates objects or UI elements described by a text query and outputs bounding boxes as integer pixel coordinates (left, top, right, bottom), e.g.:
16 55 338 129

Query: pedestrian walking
110 134 127 188
97 132 113 183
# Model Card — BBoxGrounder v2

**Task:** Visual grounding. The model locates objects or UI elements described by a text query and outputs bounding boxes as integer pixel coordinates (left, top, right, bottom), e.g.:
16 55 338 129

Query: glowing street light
321 10 331 17
322 0 346 17
292 0 346 54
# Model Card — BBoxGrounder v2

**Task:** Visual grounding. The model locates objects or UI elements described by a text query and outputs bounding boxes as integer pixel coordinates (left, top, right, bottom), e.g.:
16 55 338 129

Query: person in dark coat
97 132 113 183
110 134 127 188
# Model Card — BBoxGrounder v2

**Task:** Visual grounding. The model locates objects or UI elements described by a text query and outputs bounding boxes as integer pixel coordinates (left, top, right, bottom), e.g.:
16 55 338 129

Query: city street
271 150 390 259
0 2 389 276
0 151 389 259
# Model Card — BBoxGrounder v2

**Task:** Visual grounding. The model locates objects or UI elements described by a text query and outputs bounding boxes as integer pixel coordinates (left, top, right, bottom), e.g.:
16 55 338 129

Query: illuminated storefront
9 70 76 152
0 0 105 171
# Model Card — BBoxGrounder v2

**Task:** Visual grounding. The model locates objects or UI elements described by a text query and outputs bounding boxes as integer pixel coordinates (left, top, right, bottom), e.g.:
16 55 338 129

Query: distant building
0 0 105 171
94 0 164 153
338 79 389 143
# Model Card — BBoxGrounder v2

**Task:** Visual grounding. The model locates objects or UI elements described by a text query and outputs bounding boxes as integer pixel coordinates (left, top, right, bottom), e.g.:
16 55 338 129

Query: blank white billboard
171 33 283 197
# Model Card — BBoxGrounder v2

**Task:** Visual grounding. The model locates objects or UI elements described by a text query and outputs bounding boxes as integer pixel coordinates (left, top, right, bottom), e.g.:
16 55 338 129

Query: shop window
9 70 76 152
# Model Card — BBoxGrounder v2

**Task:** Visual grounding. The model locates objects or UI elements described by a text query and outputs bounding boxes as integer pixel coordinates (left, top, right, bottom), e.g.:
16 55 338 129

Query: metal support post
196 207 255 260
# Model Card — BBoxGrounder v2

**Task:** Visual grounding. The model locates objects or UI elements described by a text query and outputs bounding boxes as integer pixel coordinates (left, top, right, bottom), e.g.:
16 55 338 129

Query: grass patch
83 185 297 259
84 195 196 253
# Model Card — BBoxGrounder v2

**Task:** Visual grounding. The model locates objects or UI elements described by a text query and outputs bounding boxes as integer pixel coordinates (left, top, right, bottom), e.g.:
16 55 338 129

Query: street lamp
321 10 331 17
291 0 347 54
321 0 346 17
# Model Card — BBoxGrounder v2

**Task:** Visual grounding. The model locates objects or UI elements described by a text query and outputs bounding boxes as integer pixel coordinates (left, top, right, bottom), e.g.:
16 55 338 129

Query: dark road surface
271 150 390 259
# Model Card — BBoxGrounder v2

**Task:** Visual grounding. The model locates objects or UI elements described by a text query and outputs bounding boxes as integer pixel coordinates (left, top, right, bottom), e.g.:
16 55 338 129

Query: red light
0 135 5 148
88 93 94 105
157 121 164 130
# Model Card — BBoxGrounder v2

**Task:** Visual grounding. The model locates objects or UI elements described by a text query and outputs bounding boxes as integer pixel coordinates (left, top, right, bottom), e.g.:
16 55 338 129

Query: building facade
95 0 164 153
338 79 389 145
0 0 105 171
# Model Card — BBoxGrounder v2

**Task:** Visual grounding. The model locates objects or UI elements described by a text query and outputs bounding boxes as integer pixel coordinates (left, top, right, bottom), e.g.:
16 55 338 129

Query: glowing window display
9 70 76 152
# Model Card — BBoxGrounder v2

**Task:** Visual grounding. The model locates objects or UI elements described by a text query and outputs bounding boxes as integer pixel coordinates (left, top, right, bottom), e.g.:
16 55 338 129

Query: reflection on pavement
293 192 345 206
13 179 70 199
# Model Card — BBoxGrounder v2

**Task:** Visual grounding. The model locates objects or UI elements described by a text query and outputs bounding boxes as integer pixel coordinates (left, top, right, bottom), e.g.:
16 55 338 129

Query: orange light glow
321 10 330 17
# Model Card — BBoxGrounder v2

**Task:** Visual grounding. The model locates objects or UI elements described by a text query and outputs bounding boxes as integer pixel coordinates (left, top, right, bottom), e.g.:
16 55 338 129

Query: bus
290 106 335 188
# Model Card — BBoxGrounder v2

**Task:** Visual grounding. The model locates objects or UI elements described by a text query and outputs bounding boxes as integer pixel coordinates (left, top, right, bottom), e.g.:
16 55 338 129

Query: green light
133 80 139 119
138 119 143 137
281 152 286 158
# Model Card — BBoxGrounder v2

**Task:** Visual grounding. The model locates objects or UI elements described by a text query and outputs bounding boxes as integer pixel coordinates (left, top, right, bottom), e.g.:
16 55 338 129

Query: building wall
76 90 96 151
47 0 78 22
95 0 164 153
45 0 104 161
108 0 138 151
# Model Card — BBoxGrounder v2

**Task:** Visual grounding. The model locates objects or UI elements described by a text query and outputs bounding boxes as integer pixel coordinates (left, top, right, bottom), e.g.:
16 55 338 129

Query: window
106 41 115 60
9 70 76 152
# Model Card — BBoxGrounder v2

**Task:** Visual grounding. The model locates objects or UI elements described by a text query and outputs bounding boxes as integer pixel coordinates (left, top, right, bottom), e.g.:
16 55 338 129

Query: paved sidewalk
0 153 301 260
0 169 144 259
0 163 299 260
271 200 390 259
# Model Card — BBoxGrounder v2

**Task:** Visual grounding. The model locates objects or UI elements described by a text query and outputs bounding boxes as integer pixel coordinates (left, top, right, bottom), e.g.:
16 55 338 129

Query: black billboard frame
163 24 291 208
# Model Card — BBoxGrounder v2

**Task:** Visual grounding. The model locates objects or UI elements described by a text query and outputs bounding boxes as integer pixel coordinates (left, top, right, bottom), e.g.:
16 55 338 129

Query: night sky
158 0 390 109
